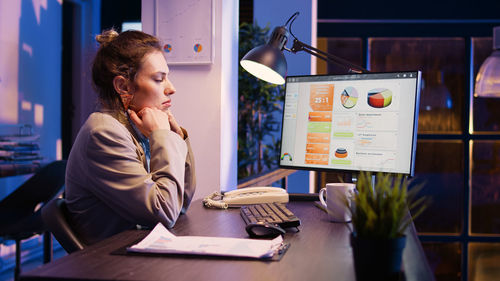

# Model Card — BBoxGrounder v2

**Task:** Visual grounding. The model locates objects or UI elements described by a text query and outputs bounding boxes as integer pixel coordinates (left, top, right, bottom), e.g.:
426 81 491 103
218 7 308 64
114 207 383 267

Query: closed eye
154 76 166 83
153 72 167 83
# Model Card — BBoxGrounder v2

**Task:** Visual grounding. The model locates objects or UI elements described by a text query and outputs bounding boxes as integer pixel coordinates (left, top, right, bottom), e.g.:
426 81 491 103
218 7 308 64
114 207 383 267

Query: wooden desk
20 200 434 281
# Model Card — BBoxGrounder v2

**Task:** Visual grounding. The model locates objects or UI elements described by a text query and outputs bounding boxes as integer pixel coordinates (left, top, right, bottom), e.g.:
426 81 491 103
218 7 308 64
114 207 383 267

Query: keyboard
240 202 301 228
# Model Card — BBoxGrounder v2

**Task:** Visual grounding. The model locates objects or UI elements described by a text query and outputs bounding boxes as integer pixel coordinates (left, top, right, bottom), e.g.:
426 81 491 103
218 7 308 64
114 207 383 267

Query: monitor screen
279 71 421 176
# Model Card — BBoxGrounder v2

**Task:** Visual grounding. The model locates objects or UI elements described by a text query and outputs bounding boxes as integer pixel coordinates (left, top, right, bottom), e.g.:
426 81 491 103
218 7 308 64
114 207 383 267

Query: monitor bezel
278 71 422 177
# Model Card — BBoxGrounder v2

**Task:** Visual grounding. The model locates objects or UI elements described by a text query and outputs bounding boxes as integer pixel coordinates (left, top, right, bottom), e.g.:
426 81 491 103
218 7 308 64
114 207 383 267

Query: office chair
0 160 67 281
41 197 87 254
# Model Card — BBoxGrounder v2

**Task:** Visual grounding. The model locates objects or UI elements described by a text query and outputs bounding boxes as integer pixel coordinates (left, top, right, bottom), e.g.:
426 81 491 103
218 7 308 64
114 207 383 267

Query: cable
284 12 299 26
285 12 300 40
202 191 229 209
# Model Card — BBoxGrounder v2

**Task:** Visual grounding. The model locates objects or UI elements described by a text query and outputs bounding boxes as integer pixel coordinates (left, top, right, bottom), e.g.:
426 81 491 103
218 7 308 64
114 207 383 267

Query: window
317 20 500 281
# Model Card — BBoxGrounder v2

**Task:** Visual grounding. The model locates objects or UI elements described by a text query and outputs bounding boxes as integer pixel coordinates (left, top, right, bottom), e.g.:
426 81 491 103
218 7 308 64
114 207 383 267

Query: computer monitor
279 71 421 176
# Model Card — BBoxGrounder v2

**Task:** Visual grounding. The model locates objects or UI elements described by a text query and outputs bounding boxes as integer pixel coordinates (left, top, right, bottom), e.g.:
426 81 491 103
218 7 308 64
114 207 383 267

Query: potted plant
238 22 285 180
348 171 427 281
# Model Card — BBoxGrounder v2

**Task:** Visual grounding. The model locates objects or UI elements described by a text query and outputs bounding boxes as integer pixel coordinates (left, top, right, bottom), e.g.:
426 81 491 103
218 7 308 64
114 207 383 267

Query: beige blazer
65 109 196 245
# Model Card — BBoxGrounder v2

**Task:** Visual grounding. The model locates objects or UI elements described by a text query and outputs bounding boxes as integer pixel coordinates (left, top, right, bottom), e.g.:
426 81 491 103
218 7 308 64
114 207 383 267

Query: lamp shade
240 45 287 85
475 26 500 98
240 26 289 85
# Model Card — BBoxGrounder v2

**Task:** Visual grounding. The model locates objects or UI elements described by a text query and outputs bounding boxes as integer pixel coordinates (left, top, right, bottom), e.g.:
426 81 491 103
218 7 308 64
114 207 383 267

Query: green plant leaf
238 22 285 179
350 171 430 239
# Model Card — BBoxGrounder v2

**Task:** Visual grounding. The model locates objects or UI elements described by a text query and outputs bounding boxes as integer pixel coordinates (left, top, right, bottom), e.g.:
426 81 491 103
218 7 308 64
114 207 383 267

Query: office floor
0 240 66 281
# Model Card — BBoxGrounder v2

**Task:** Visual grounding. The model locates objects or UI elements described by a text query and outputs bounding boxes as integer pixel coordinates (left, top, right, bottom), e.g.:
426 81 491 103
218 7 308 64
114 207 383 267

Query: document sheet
128 223 284 259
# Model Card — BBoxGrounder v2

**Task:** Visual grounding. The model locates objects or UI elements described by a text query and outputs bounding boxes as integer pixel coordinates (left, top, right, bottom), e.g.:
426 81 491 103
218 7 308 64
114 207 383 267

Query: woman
65 29 196 245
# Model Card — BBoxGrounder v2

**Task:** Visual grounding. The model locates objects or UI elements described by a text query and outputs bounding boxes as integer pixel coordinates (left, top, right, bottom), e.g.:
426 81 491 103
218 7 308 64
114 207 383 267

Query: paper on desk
127 223 283 259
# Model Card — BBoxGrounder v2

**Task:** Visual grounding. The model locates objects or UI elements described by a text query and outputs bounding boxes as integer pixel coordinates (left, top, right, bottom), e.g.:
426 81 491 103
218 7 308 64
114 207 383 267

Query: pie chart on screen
340 86 358 109
367 88 392 108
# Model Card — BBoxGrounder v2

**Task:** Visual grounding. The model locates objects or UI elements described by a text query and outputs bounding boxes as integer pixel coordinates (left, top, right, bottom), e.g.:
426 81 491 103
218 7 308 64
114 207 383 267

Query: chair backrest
0 160 67 236
42 198 86 253
0 160 67 213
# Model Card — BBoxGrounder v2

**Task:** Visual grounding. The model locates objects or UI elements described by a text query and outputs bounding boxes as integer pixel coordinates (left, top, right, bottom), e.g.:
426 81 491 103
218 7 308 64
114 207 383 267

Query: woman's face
128 51 175 112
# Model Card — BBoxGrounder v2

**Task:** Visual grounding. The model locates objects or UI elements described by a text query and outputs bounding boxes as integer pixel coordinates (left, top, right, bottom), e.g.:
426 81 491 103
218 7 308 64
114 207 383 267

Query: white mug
319 183 356 223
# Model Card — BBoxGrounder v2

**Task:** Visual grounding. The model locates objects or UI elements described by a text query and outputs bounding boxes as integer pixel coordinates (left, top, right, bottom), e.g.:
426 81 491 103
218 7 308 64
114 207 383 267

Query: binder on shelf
0 124 42 164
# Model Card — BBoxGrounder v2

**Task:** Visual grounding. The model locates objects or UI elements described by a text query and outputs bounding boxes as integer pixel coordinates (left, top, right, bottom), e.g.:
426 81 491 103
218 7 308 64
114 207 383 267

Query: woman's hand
128 108 184 139
128 108 170 138
166 110 185 139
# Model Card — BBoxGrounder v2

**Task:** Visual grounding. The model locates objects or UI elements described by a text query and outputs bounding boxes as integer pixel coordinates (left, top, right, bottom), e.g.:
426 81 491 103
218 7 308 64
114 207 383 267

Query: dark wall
317 0 500 38
318 0 500 20
101 0 141 31
240 0 253 25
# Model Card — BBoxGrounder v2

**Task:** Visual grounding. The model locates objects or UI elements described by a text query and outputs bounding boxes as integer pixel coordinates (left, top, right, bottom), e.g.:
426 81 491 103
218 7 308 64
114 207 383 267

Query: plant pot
350 233 406 281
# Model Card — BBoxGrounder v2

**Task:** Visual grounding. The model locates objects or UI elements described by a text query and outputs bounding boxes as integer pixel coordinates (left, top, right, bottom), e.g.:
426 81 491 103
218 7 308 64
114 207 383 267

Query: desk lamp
240 12 368 85
475 26 500 97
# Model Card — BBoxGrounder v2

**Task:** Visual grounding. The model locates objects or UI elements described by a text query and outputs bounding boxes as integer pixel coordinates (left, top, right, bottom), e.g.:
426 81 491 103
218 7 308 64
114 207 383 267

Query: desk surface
20 200 434 281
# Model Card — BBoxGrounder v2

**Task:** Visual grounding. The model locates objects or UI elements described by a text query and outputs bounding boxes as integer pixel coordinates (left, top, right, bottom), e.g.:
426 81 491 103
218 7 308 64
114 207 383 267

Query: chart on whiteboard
155 0 213 64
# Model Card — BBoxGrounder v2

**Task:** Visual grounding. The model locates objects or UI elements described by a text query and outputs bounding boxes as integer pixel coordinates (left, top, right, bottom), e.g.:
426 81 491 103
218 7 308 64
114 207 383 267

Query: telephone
202 186 289 209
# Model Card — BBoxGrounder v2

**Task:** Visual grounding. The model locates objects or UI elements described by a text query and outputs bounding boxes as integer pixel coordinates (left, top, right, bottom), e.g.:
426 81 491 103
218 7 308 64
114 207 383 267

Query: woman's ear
113 76 133 110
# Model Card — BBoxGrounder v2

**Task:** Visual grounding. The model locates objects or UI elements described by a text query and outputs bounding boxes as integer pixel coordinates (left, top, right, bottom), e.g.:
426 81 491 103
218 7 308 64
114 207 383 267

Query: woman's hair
92 29 163 111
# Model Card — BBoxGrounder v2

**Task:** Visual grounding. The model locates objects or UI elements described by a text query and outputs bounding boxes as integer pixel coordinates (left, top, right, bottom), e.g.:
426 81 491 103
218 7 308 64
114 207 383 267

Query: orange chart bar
308 111 332 122
307 132 330 143
310 84 334 111
306 143 330 154
305 153 329 165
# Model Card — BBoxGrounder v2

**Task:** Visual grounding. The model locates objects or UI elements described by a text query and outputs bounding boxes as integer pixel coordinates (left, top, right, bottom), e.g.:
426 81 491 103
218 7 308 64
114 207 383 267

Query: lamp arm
289 39 368 73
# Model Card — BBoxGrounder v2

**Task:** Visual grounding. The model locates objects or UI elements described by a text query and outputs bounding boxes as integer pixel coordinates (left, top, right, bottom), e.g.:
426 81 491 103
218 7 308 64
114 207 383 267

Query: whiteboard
154 0 214 65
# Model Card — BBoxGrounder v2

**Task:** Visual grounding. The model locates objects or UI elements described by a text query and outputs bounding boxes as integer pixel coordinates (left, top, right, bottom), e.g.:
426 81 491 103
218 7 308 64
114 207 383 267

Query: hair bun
96 29 119 46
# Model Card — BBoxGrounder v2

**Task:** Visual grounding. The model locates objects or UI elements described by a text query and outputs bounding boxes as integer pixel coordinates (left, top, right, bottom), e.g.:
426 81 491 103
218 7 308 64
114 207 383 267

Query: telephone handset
202 186 289 209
